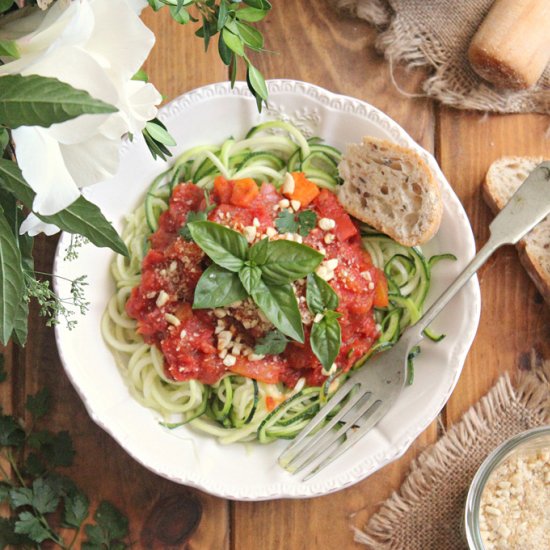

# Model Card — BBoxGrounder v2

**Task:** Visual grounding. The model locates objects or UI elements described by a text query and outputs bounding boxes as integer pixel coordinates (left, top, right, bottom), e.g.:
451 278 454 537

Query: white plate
54 80 481 500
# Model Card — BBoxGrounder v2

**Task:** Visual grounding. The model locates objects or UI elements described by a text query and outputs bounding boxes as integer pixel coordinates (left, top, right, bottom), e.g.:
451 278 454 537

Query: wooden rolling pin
468 0 550 90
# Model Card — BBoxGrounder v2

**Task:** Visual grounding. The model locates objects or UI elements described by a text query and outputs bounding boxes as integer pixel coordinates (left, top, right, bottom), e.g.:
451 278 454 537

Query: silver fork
279 162 550 481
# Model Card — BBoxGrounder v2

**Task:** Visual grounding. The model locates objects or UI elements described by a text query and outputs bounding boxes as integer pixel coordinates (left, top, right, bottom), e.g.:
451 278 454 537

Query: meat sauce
126 178 385 388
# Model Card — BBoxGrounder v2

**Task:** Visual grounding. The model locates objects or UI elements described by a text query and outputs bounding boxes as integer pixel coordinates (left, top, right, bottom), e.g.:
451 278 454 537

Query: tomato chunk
285 172 320 206
373 270 389 308
213 176 233 203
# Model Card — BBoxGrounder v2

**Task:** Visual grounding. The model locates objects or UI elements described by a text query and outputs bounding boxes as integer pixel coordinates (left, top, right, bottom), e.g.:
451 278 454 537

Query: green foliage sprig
147 0 272 110
0 356 130 549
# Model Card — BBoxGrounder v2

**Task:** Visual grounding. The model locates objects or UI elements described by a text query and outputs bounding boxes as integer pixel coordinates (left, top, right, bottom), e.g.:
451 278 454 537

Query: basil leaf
254 329 288 355
0 75 117 129
193 264 247 309
251 280 304 343
249 237 268 265
239 265 262 294
0 160 128 257
310 314 341 370
0 207 24 345
260 240 323 285
188 220 248 272
306 273 339 314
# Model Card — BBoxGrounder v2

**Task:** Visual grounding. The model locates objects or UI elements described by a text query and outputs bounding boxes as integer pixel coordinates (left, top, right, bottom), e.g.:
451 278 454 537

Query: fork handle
406 161 550 346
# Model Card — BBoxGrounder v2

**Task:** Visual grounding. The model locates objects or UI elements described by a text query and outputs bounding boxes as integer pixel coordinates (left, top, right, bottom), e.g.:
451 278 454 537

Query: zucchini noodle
102 121 451 443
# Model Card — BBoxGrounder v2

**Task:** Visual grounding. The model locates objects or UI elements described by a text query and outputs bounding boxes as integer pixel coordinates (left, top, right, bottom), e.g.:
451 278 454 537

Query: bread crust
483 156 550 307
337 137 442 247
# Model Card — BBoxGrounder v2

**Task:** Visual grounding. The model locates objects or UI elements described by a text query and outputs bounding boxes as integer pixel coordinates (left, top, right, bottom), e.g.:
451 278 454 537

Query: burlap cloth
335 0 550 114
352 352 550 549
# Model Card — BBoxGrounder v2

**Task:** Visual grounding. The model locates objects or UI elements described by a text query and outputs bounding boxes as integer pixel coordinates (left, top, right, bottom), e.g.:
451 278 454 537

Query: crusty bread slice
337 136 442 246
483 156 550 306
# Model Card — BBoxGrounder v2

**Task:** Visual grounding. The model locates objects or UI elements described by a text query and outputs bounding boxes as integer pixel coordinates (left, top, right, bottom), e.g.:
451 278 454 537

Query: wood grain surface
4 1 549 548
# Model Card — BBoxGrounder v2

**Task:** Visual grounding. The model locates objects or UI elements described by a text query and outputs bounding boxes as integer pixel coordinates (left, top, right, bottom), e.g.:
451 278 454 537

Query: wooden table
5 2 550 548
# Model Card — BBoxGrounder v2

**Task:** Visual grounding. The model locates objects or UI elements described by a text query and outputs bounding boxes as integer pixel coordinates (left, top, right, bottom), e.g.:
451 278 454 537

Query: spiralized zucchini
102 121 451 444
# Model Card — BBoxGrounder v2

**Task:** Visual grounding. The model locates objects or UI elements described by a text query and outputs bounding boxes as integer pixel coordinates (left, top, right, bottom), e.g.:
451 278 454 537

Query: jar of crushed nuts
464 425 550 550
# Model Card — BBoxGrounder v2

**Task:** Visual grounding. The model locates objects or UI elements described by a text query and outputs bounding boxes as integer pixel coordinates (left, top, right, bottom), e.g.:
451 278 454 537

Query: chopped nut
325 258 339 271
213 308 227 318
318 217 336 231
266 227 277 238
156 290 170 307
243 225 257 243
164 313 181 326
279 198 290 209
290 199 301 211
253 217 260 227
223 354 236 367
324 233 335 244
313 313 324 323
249 353 265 361
217 330 232 350
282 172 295 195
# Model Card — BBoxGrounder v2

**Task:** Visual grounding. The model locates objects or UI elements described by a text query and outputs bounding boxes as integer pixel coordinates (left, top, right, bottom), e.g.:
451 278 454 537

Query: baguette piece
483 156 550 306
337 136 442 246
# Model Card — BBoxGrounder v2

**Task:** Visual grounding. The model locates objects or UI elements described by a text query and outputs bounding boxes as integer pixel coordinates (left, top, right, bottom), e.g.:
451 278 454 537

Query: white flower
0 0 162 224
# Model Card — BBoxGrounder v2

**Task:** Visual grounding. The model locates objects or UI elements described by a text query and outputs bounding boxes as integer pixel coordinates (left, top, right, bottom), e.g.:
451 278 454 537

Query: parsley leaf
275 210 298 234
254 329 289 355
179 191 217 241
64 490 90 528
297 210 317 236
83 501 129 549
0 414 25 447
14 511 51 543
275 209 318 237
25 388 50 419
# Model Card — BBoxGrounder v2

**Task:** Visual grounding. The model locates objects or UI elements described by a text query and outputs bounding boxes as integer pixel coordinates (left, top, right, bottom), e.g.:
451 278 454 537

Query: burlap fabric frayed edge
335 0 550 115
353 355 550 548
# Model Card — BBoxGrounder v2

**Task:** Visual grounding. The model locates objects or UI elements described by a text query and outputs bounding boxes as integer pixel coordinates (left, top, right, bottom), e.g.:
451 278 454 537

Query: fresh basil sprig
188 220 323 342
306 273 342 370
179 190 217 241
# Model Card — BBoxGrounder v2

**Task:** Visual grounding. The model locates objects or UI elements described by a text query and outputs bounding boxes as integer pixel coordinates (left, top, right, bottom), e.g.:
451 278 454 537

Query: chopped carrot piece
284 172 320 206
213 176 233 204
373 271 389 308
230 178 260 207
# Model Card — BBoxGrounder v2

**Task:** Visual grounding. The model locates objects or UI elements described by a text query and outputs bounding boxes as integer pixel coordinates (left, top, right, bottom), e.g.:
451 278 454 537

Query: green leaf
26 388 50 419
14 511 51 544
147 0 163 11
275 210 299 234
31 477 60 514
254 329 288 355
236 6 268 22
239 264 262 294
170 4 190 23
236 21 263 50
144 121 176 146
179 193 216 241
41 431 75 468
0 0 14 14
9 487 33 509
0 207 24 345
188 221 248 272
217 0 229 30
251 280 304 342
222 29 244 56
0 481 10 503
246 62 268 101
310 313 341 370
229 54 238 87
0 414 24 447
243 0 272 8
193 264 247 309
64 490 90 528
306 273 339 314
0 74 117 129
0 40 18 59
249 237 268 265
94 500 129 541
218 33 233 65
132 69 149 82
0 127 8 154
297 210 317 237
0 159 128 257
0 516 31 548
259 240 323 285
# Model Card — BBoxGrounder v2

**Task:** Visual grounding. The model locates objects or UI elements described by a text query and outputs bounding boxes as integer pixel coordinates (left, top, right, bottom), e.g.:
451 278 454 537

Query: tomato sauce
126 179 383 388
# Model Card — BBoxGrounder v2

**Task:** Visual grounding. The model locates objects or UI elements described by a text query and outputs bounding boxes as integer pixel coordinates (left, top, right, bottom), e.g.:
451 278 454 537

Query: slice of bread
337 136 442 246
483 156 550 306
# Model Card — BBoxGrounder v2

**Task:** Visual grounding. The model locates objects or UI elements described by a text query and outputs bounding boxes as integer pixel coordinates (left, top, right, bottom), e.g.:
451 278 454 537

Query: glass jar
464 425 550 549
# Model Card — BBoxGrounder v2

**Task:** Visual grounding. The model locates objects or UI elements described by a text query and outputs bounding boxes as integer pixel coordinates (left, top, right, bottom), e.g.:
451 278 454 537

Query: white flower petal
87 0 155 80
60 132 120 188
21 45 118 144
117 80 162 135
19 213 59 237
12 126 80 215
